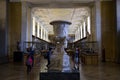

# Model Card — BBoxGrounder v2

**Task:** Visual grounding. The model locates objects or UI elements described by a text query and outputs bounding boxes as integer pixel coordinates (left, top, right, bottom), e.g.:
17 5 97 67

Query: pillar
0 0 8 63
101 1 116 62
32 17 35 36
90 4 96 41
116 0 120 63
21 2 27 51
21 2 32 51
26 6 32 42
41 27 43 39
95 0 102 61
37 22 40 37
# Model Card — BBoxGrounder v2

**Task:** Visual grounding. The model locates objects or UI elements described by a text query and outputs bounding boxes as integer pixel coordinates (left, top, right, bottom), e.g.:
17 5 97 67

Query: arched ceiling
32 7 90 35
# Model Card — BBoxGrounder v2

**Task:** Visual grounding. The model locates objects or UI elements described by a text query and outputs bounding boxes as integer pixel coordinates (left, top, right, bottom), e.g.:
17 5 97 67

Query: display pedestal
13 51 23 62
40 72 80 80
81 53 98 65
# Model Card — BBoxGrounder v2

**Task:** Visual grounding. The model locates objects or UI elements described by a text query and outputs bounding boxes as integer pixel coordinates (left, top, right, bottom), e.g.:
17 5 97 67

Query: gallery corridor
0 56 120 80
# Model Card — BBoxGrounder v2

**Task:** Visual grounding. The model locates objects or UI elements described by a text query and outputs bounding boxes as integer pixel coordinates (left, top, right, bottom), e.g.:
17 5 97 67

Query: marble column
26 6 32 42
26 6 32 48
49 20 71 72
32 17 35 36
37 22 40 37
0 0 8 63
21 2 27 51
90 4 96 41
95 1 102 61
41 27 43 39
116 0 120 63
21 2 32 51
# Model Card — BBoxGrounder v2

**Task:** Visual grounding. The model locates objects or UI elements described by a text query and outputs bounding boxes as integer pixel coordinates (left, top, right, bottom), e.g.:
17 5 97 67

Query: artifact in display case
75 41 98 54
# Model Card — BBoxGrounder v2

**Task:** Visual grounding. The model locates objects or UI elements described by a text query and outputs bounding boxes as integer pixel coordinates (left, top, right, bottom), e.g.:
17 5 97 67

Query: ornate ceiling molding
32 7 90 34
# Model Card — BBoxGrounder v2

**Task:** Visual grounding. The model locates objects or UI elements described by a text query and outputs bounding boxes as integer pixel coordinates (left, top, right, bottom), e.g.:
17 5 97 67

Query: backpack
26 56 33 66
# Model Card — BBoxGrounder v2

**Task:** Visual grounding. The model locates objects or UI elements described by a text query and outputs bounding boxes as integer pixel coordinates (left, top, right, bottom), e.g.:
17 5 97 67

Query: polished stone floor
0 57 120 80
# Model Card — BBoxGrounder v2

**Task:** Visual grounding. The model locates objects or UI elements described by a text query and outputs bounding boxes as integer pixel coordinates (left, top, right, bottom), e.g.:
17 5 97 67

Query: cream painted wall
101 1 116 62
8 2 22 56
0 0 8 63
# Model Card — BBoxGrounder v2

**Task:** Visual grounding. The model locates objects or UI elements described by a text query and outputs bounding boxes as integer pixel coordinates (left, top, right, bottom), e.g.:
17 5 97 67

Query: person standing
46 48 52 68
26 54 33 74
73 47 80 70
29 47 34 67
26 47 34 74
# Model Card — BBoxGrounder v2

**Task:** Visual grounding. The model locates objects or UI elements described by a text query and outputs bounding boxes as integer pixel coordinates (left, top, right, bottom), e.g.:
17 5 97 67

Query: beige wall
116 0 120 63
8 2 22 56
0 0 8 63
88 1 116 62
101 1 116 62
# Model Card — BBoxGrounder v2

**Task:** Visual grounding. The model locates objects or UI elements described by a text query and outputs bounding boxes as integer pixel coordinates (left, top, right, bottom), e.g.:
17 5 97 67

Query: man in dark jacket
46 48 52 68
